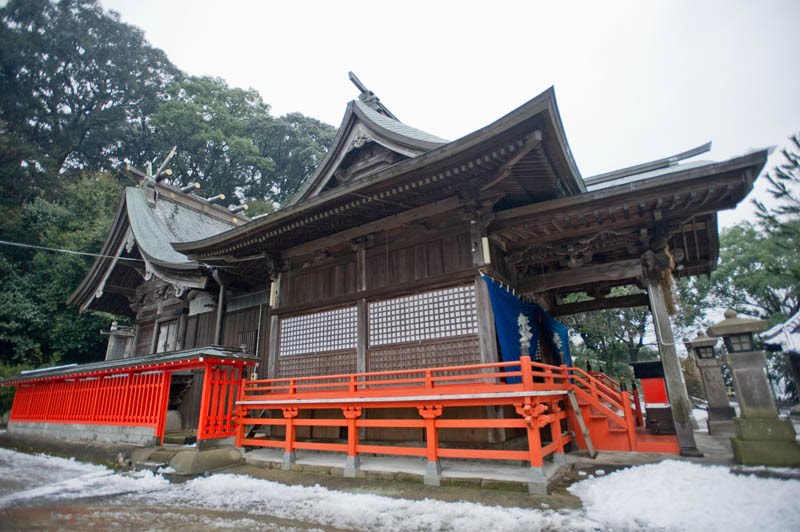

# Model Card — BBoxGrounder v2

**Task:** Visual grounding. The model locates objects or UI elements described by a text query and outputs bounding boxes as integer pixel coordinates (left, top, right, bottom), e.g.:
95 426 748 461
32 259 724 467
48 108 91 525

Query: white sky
100 0 799 227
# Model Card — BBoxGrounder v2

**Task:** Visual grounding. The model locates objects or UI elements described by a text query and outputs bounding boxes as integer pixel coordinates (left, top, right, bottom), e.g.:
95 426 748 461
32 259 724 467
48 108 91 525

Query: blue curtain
540 310 573 367
482 276 572 382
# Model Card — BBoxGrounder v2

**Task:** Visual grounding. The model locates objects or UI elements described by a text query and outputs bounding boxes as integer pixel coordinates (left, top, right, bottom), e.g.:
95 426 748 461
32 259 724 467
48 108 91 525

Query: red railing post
155 370 172 443
632 381 644 427
343 406 362 477
520 355 533 390
281 407 299 469
418 404 443 485
515 400 546 469
197 363 213 440
620 384 638 451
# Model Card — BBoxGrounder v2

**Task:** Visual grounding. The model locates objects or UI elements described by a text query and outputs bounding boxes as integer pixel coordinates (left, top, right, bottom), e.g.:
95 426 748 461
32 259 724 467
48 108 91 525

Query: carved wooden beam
281 196 465 259
480 130 542 191
549 293 650 316
518 258 643 293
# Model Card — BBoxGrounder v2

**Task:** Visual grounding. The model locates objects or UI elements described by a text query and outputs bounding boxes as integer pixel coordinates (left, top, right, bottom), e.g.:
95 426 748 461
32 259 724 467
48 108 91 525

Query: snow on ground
1 448 799 531
0 447 168 507
570 460 800 531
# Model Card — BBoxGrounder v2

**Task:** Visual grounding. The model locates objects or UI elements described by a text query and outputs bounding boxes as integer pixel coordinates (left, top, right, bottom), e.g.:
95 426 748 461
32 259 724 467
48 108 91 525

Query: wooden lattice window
369 285 478 346
279 306 357 356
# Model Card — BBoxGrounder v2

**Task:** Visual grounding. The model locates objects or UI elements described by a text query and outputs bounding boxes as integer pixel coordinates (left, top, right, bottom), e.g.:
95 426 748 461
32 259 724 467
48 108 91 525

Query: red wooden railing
235 355 680 461
4 351 257 443
11 371 171 435
234 356 650 469
197 364 244 440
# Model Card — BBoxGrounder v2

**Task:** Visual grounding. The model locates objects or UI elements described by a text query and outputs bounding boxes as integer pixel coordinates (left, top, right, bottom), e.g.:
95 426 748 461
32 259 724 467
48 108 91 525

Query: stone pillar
644 273 701 456
708 309 800 466
723 350 800 466
694 356 736 434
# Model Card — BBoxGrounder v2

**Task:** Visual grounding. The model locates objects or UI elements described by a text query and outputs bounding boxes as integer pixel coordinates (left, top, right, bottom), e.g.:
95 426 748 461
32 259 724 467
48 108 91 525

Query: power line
0 239 145 263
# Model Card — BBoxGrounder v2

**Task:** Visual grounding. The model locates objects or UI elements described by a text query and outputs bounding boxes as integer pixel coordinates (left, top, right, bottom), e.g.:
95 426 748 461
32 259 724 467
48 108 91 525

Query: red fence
4 352 257 443
236 356 585 469
198 364 244 440
11 371 170 432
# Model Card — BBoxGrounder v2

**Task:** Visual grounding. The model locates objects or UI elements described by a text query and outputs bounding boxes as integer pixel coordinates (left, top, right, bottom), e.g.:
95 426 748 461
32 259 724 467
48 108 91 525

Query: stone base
7 421 158 446
730 416 800 466
707 406 736 421
707 419 736 436
424 460 442 486
169 447 244 475
731 438 800 466
734 417 797 441
645 407 676 435
344 455 360 478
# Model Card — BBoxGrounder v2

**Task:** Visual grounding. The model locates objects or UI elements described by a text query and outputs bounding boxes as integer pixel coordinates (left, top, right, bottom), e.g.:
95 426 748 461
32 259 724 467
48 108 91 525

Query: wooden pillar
354 240 368 374
474 275 498 365
214 284 226 345
175 306 188 351
267 272 282 379
644 272 701 456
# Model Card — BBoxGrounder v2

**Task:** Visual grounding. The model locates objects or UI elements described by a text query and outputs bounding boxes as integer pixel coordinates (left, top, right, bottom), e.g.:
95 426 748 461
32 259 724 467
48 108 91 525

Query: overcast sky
100 0 799 227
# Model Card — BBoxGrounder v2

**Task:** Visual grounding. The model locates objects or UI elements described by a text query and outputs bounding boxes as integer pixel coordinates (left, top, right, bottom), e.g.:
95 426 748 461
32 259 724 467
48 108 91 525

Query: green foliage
146 76 335 205
681 354 706 401
564 286 658 380
755 133 800 232
0 173 124 366
0 0 178 201
681 222 800 324
0 1 335 375
0 362 33 415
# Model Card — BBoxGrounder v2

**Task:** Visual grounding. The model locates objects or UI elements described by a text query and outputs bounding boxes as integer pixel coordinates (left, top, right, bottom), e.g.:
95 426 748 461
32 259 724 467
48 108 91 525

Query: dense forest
0 0 335 393
1 1 798 410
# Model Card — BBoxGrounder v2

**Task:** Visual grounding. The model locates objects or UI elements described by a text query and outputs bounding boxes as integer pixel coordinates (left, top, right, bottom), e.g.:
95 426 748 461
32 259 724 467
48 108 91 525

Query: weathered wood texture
279 230 473 310
184 312 215 350
368 335 481 373
277 350 358 379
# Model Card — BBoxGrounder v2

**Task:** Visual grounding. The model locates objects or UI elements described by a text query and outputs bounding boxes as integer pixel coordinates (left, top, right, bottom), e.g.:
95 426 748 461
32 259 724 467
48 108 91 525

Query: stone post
684 331 736 435
708 310 800 466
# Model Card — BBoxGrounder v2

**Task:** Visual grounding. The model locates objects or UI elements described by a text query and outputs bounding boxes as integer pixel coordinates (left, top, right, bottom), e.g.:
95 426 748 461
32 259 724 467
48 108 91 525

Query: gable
289 99 448 205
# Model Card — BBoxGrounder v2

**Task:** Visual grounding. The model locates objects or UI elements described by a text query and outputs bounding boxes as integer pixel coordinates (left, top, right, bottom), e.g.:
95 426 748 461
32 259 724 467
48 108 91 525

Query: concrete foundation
7 421 159 446
344 455 360 478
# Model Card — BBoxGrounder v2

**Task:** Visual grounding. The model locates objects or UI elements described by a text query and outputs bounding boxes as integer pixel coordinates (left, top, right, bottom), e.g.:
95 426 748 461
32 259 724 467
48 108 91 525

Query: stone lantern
707 309 800 466
683 331 735 435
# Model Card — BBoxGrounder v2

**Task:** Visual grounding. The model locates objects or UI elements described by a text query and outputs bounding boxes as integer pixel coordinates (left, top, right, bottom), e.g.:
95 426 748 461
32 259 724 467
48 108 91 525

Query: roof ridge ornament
348 71 399 120
125 146 177 188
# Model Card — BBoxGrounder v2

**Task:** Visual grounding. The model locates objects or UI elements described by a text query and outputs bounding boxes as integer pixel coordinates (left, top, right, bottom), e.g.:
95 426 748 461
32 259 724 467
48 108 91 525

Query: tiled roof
353 99 449 145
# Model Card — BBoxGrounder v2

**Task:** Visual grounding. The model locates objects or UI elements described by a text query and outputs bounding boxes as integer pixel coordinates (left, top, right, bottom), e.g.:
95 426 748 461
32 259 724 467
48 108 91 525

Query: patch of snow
2 449 800 531
594 469 606 476
157 466 177 474
0 448 169 508
144 474 597 532
569 460 800 532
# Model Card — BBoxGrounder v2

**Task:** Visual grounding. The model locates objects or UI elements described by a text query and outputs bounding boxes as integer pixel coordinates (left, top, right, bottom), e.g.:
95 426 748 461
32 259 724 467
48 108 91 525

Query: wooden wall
279 230 474 310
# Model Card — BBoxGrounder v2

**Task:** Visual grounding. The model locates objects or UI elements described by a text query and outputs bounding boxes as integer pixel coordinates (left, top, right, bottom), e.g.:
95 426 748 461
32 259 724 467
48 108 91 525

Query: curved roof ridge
352 99 449 145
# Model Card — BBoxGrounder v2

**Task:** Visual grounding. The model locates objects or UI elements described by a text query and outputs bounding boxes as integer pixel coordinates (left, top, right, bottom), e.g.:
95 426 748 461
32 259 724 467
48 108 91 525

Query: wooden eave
68 183 242 315
289 100 448 205
175 87 584 261
500 150 767 297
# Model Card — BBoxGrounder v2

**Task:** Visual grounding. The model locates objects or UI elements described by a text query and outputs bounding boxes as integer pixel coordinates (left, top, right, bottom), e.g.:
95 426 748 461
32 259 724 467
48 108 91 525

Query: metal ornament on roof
125 146 177 187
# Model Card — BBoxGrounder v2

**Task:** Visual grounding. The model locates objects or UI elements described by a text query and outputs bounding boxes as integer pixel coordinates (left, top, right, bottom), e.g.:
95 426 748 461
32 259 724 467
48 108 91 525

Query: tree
564 286 659 379
0 173 124 366
146 76 335 205
0 0 178 204
755 132 800 236
682 222 800 324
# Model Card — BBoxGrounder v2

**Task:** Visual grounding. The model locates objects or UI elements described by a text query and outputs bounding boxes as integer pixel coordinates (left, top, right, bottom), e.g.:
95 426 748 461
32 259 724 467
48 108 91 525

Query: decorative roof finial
348 71 398 120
